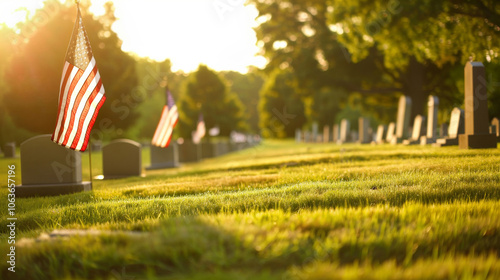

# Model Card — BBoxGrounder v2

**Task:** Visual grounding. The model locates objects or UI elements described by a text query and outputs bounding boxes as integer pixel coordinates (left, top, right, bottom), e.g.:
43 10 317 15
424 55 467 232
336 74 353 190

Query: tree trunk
404 57 425 120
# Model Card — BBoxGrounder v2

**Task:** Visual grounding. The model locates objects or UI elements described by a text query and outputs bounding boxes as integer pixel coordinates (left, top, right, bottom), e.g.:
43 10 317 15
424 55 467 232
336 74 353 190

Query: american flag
51 6 105 152
152 90 178 147
192 113 206 144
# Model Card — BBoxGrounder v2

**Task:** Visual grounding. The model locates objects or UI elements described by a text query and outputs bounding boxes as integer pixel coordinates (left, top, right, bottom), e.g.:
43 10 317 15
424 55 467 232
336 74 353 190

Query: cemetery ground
1 140 500 279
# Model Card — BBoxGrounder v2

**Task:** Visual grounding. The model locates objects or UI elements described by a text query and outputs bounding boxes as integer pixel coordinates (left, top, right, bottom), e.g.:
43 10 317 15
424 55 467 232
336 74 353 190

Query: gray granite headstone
146 143 179 170
403 115 426 145
421 96 439 145
102 139 142 179
338 119 350 144
90 141 102 152
214 141 229 156
179 140 201 163
459 62 497 149
311 122 319 143
358 118 371 144
434 108 464 147
375 125 386 144
3 142 16 158
16 135 91 197
201 142 214 158
392 96 412 144
295 129 302 143
386 122 395 143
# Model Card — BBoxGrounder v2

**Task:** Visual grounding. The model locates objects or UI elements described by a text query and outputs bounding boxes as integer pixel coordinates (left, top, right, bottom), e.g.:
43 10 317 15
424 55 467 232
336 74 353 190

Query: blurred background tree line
0 0 499 145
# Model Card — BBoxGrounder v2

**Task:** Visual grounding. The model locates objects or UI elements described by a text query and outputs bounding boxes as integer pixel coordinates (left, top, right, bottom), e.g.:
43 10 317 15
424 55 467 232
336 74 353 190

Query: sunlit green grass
1 140 499 279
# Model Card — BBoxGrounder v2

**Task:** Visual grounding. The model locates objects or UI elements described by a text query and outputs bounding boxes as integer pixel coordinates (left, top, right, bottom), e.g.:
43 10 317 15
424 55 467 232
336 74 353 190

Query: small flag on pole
152 90 179 147
192 113 206 144
51 5 106 152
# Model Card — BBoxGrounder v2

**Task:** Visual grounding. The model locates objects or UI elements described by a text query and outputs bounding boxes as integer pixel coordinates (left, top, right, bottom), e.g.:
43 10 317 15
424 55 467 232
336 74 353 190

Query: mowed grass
1 140 500 279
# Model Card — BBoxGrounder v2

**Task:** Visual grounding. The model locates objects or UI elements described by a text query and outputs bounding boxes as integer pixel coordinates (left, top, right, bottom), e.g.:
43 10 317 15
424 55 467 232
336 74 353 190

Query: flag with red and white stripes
51 6 105 152
151 90 178 148
192 113 206 144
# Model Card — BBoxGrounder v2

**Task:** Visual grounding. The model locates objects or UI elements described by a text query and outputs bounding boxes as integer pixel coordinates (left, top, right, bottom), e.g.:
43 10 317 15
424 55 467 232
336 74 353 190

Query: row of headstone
15 135 260 197
295 62 497 149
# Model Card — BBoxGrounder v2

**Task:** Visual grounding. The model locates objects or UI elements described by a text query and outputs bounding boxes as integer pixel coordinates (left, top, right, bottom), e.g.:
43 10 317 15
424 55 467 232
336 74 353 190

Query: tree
250 0 499 121
177 65 247 139
221 69 264 133
4 1 138 139
259 69 306 138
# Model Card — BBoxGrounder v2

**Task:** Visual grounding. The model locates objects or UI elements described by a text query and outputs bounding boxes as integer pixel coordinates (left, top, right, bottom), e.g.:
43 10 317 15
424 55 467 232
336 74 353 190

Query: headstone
440 123 449 138
491 118 500 142
338 119 350 144
391 96 412 144
312 122 319 143
358 118 371 144
215 141 229 156
323 125 330 143
3 142 17 158
179 140 201 162
201 142 214 158
333 124 339 143
102 139 142 179
434 108 464 147
146 143 179 170
16 135 91 197
375 125 386 144
420 96 439 145
403 115 426 145
304 131 311 143
459 62 497 149
295 129 302 143
386 122 395 143
90 140 102 152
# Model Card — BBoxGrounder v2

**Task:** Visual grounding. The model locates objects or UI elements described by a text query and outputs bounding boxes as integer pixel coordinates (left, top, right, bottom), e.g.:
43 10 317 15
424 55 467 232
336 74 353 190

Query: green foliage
258 69 306 138
3 1 138 139
177 65 247 139
123 58 188 141
221 69 264 133
250 0 500 125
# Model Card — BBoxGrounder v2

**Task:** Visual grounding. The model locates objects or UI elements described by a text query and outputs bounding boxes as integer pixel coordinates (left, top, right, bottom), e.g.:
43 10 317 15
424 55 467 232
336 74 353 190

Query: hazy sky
1 0 266 73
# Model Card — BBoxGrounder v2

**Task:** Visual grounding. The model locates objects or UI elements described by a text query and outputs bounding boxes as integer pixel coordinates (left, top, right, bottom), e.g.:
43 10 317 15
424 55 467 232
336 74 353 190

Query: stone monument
459 62 497 149
102 139 142 179
338 119 350 144
386 122 395 143
146 143 179 170
420 95 439 145
3 142 17 158
391 96 412 144
358 117 371 144
434 108 464 147
403 115 426 145
16 135 91 197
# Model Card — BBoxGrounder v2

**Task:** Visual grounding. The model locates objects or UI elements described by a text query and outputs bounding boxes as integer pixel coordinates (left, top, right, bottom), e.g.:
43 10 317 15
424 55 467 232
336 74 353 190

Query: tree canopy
3 1 138 138
177 65 247 139
250 0 500 123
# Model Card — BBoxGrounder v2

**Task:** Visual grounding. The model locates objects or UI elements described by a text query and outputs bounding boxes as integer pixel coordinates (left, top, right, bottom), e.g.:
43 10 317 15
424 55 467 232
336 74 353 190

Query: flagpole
88 141 93 185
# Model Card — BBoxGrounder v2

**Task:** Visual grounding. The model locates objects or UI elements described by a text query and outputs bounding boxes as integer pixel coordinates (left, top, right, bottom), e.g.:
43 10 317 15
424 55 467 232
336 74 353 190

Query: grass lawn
1 140 500 279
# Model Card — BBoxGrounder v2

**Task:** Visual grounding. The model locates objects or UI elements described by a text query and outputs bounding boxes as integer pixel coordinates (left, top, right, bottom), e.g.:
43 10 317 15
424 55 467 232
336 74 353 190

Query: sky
0 0 267 73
